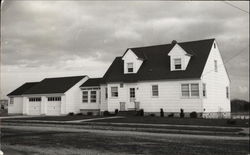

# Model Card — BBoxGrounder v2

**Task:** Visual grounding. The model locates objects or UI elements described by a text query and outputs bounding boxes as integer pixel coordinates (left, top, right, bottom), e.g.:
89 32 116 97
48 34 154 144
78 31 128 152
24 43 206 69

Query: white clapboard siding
201 41 230 112
8 97 23 114
64 76 88 114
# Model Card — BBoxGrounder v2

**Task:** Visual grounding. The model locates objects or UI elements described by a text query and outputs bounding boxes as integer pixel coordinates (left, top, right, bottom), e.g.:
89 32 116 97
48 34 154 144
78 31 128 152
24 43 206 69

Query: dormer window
127 63 134 73
174 58 182 70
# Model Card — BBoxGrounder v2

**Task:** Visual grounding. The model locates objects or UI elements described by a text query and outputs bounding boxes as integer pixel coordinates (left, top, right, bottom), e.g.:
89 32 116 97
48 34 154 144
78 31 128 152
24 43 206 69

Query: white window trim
174 58 182 70
151 84 159 97
181 83 200 99
127 62 134 73
202 83 207 98
9 97 14 105
90 90 97 103
82 91 89 103
111 86 119 98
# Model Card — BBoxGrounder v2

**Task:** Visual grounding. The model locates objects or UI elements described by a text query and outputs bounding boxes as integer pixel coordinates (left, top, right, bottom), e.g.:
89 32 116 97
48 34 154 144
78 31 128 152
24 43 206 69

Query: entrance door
120 102 126 111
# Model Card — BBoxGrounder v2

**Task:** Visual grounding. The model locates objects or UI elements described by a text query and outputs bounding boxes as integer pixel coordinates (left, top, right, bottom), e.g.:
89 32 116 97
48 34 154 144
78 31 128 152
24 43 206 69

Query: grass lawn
3 115 107 121
1 127 249 155
89 116 250 127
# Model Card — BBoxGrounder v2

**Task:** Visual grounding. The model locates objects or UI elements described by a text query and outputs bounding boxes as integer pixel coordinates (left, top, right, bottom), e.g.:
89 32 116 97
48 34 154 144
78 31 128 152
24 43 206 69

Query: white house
7 39 231 118
98 38 231 118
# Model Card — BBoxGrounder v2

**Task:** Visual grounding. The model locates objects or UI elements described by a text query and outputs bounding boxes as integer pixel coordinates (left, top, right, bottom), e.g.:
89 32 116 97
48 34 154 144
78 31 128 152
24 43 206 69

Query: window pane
226 87 229 98
111 87 118 97
203 83 206 97
90 91 96 103
174 59 181 69
152 85 158 96
127 63 133 72
82 91 88 103
10 98 14 104
105 88 108 99
130 88 135 98
191 84 199 97
181 84 189 97
214 60 218 72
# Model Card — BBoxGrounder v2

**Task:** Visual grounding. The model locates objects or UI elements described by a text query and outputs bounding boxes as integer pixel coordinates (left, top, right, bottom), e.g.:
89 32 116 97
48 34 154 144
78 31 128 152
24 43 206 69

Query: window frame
111 86 118 98
10 97 14 105
152 85 159 97
214 60 218 72
82 91 88 103
202 83 206 97
48 97 61 101
129 88 135 101
105 87 108 99
226 86 229 99
127 63 134 73
181 84 190 97
90 91 97 103
29 97 41 102
181 83 200 98
174 58 182 70
191 84 199 97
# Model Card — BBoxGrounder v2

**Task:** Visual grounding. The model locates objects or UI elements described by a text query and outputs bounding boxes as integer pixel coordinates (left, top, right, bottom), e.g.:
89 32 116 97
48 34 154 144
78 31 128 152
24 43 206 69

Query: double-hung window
130 88 135 101
105 87 108 99
226 86 229 99
174 58 182 70
191 84 199 97
127 63 134 73
181 83 199 98
82 91 88 103
181 84 190 97
152 85 159 97
202 83 206 97
111 87 118 97
10 97 14 105
90 91 97 103
214 60 218 72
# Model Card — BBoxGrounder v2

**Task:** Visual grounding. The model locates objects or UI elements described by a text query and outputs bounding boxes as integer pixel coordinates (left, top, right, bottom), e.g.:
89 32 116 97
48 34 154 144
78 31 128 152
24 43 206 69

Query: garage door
28 99 41 115
47 101 61 115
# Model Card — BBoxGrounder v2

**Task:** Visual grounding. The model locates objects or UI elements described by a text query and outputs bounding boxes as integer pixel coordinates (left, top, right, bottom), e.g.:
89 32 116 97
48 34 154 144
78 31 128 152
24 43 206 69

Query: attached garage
47 97 61 115
28 97 41 115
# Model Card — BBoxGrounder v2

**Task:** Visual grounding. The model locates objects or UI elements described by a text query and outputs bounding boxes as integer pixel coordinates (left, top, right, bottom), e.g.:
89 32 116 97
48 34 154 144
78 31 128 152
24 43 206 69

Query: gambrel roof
103 38 215 83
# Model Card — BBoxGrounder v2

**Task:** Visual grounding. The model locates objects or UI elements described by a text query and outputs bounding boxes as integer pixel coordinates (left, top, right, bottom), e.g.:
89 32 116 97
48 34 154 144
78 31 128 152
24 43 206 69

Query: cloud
1 1 249 100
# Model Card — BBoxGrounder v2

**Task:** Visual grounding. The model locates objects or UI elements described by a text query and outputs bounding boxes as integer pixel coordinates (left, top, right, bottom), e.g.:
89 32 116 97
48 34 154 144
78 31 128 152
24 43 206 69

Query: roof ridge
130 38 215 50
43 75 86 80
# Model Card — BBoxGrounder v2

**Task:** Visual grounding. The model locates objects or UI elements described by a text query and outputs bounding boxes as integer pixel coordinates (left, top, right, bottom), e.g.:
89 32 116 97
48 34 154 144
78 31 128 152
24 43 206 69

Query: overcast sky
1 1 249 101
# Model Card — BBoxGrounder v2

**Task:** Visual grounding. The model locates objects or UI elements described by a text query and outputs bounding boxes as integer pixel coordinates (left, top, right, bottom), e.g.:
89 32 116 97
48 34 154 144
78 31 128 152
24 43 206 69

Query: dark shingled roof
23 76 86 95
7 82 39 96
103 39 215 83
80 78 103 87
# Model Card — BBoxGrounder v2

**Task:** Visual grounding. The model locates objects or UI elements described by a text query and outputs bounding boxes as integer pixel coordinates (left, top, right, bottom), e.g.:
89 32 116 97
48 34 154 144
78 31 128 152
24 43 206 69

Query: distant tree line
231 99 250 112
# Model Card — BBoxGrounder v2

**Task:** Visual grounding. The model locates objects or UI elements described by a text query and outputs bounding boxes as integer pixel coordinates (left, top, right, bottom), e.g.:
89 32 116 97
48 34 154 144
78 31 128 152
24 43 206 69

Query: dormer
168 40 192 71
122 49 144 74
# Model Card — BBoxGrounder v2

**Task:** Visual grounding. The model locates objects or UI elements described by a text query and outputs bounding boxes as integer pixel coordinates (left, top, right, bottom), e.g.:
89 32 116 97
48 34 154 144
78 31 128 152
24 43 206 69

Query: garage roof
7 82 39 96
22 76 86 95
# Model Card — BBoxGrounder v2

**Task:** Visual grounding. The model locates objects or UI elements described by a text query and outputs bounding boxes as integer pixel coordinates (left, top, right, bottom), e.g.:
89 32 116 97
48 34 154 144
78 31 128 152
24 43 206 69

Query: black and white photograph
0 0 249 155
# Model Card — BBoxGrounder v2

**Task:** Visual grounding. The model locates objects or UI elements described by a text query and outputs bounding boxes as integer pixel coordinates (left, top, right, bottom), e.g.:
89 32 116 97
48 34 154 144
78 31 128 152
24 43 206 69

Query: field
1 126 249 155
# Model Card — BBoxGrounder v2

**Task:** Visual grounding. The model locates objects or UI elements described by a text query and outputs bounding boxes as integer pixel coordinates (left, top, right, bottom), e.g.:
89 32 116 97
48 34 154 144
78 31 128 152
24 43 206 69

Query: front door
120 102 126 111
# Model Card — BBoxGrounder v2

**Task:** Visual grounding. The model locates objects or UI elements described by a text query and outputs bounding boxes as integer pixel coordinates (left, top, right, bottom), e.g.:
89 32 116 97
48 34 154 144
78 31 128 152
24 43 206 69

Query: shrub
227 119 236 125
87 112 93 116
136 109 144 116
68 112 74 116
190 111 198 118
168 113 174 118
150 113 155 117
160 108 164 117
180 109 184 118
103 111 110 116
76 113 83 116
115 109 119 115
